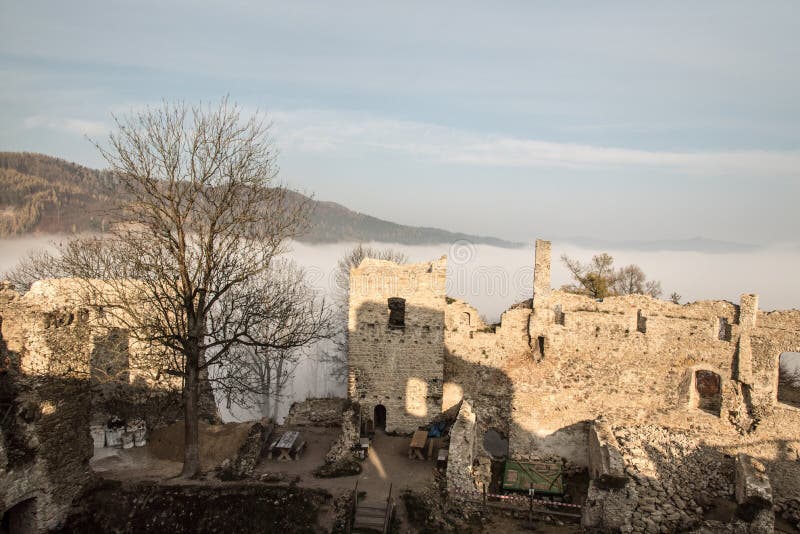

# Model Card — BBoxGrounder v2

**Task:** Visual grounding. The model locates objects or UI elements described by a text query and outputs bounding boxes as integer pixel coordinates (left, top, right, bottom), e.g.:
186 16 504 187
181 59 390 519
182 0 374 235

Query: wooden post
383 483 393 534
528 483 533 526
347 479 358 534
482 483 487 512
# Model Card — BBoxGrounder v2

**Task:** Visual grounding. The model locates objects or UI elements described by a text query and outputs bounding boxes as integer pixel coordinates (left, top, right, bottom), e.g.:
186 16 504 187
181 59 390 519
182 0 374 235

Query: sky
1 1 799 245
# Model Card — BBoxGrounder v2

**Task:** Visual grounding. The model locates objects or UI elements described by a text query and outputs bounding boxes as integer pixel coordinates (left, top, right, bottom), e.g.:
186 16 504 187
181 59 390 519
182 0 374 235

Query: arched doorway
374 404 386 431
1 497 37 534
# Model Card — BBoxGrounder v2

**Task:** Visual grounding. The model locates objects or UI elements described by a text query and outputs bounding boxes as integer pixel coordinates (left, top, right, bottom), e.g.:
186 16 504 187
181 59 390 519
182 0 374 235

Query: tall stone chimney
533 239 551 304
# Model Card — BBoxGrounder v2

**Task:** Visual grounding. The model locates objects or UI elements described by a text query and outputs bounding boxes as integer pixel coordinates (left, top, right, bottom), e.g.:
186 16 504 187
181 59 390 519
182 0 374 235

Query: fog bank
2 236 799 423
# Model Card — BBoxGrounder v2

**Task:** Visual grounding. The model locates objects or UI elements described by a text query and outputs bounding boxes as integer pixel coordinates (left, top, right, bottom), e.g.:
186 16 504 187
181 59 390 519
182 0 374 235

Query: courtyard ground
91 424 582 533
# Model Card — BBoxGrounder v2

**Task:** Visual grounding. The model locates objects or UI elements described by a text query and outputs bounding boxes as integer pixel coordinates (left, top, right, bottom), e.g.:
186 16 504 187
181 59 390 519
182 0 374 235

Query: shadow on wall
0 306 190 532
0 328 92 533
90 330 184 433
350 297 591 481
602 425 800 532
350 300 448 433
443 345 515 436
591 426 739 532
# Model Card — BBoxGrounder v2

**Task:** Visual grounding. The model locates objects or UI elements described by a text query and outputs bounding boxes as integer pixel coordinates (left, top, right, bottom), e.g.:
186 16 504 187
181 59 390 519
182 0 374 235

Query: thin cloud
273 109 800 176
23 115 107 137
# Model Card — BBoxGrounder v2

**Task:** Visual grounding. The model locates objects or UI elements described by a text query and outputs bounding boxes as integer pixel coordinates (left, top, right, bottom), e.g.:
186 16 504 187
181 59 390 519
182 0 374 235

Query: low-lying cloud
3 237 799 321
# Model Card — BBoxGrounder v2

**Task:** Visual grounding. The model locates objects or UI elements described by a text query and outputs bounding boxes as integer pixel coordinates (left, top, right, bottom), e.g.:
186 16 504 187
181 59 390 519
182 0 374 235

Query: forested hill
0 152 523 248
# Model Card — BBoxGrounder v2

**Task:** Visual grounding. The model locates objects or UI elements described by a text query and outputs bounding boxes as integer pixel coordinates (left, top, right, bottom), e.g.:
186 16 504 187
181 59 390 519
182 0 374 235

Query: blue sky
1 1 799 244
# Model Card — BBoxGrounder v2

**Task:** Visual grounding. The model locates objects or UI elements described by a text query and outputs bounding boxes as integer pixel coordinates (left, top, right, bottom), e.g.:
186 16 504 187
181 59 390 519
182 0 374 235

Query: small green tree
561 252 663 299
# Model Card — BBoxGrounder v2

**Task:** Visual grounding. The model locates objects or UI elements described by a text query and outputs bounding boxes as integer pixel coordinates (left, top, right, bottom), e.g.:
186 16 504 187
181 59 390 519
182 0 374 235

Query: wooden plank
502 459 564 494
354 517 385 527
357 506 386 513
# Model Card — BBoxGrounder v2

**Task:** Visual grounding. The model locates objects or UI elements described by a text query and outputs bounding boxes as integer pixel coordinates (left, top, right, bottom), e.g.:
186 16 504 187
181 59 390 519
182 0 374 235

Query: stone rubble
611 425 766 534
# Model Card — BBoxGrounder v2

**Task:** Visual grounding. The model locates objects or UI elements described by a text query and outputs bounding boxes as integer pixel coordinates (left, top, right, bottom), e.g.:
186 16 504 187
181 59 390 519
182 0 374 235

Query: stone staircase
349 483 394 534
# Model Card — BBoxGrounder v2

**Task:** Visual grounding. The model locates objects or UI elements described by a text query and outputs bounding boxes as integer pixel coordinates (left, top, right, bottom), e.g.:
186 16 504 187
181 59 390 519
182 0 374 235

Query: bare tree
319 244 407 380
215 259 333 420
669 292 682 305
5 238 112 292
613 264 662 298
561 253 663 299
5 247 68 292
54 99 327 477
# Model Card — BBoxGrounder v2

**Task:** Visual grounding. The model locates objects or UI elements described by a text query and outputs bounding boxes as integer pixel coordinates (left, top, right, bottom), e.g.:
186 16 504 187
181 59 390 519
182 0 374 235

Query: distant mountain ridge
0 152 524 248
560 236 761 254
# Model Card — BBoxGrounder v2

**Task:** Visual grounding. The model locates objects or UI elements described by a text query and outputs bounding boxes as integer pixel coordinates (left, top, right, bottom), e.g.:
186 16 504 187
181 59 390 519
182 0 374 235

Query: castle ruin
348 239 800 532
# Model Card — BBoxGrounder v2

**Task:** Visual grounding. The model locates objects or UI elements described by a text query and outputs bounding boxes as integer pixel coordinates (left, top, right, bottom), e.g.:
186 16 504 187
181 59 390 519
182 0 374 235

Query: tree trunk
272 356 284 421
260 366 272 420
180 348 201 478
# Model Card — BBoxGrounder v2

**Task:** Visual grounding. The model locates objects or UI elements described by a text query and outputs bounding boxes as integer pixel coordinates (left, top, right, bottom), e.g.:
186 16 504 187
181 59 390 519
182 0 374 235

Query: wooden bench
292 438 306 461
266 436 281 460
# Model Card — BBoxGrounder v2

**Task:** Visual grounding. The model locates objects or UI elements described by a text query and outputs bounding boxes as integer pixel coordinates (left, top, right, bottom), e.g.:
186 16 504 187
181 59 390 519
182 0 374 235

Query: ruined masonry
0 279 199 533
348 239 800 533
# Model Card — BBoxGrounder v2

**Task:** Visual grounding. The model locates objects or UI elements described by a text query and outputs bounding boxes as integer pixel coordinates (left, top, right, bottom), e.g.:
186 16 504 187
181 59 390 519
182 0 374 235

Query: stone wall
734 453 773 534
445 400 478 495
347 257 447 433
442 241 800 472
283 398 346 427
0 281 93 531
346 239 800 511
324 404 360 464
583 420 634 531
0 279 220 530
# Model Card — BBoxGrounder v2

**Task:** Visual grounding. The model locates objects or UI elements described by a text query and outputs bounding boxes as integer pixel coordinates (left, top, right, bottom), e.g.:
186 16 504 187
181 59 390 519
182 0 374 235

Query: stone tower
347 256 447 433
533 239 552 304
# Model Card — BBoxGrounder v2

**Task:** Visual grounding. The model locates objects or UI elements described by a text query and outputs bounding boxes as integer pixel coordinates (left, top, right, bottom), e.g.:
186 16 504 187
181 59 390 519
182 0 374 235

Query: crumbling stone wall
442 241 800 470
445 399 478 495
346 239 800 512
583 419 635 531
587 422 786 533
734 453 774 534
0 279 218 530
325 403 359 464
347 257 447 433
0 281 93 531
284 398 346 427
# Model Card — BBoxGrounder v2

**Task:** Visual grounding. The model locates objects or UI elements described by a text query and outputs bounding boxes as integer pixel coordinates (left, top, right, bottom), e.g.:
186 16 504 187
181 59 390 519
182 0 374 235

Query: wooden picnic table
408 429 428 460
274 430 300 461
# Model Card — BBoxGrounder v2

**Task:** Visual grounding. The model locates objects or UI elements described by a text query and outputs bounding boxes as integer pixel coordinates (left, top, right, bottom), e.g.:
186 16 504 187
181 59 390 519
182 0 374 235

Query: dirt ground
91 425 581 533
253 427 437 532
91 420 256 478
148 421 255 469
